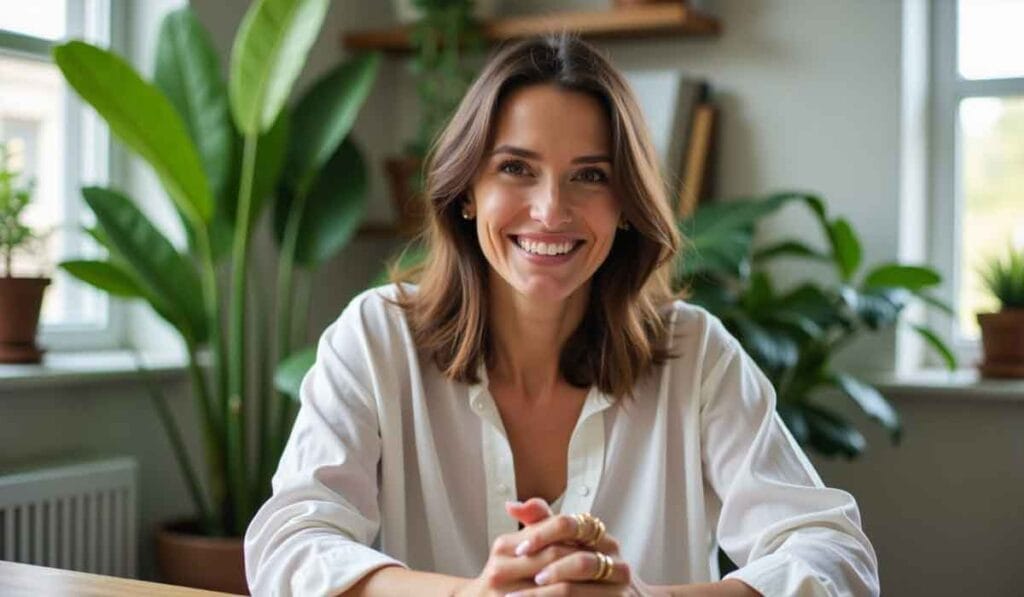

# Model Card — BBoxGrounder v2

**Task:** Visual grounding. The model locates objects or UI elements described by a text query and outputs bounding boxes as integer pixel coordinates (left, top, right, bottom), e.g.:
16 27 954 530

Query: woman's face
468 83 622 304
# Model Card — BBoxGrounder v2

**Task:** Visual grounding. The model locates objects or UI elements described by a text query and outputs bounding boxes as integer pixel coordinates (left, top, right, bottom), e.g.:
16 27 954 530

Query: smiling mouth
510 235 585 257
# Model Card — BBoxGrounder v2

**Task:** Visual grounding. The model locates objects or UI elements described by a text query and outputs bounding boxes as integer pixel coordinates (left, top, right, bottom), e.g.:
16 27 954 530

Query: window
0 0 124 350
930 0 1024 362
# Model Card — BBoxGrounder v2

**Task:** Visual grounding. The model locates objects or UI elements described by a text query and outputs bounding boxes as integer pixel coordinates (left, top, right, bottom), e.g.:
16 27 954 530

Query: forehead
489 84 611 156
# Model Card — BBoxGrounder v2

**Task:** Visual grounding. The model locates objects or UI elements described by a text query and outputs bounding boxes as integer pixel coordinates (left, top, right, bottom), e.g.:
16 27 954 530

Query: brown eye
576 168 609 184
498 159 529 176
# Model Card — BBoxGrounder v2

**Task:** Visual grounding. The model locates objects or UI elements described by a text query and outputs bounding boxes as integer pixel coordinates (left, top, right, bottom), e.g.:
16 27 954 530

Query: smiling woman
244 34 880 597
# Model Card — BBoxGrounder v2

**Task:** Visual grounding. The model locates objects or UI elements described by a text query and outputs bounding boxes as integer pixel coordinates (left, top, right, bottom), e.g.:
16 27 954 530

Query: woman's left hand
503 499 664 596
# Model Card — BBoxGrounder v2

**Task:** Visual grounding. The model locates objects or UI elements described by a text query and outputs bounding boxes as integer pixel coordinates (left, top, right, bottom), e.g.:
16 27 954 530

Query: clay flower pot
977 309 1024 378
156 519 248 595
0 276 50 364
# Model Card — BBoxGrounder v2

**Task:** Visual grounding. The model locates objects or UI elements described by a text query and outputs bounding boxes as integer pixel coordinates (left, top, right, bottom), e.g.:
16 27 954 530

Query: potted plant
52 0 380 591
676 192 957 459
385 0 485 234
0 142 50 364
976 245 1024 377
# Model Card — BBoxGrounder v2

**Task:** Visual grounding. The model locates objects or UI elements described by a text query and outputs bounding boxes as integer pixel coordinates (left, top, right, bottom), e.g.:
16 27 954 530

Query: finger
514 514 617 557
486 544 576 586
533 551 630 587
506 498 553 526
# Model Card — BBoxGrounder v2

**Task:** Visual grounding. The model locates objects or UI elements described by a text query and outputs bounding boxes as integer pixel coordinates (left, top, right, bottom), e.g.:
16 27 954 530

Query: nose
530 180 572 229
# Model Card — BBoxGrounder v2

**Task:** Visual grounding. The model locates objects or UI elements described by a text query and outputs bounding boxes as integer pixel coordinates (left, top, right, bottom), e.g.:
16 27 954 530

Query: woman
245 35 879 596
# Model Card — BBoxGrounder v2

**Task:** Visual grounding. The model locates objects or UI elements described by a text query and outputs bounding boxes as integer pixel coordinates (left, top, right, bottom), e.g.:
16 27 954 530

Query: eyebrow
488 144 611 165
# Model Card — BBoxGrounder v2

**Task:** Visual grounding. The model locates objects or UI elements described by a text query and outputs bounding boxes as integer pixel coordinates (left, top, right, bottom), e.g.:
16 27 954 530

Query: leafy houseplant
677 192 957 459
976 246 1024 377
52 0 380 589
385 0 484 233
0 142 50 364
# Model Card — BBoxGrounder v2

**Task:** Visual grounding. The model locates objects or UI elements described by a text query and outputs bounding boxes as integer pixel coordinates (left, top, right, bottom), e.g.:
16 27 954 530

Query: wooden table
0 560 241 596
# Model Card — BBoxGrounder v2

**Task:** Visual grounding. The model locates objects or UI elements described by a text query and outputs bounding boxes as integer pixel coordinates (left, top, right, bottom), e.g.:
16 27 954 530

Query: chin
513 276 584 304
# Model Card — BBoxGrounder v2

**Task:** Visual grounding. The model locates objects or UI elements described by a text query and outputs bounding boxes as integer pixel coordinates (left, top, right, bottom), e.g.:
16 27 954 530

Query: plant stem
227 132 258 533
196 229 227 437
185 341 226 535
255 276 273 504
133 351 215 533
273 190 308 460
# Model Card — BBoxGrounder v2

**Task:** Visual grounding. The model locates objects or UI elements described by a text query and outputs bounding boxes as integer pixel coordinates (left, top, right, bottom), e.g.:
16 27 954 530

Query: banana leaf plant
53 0 381 537
677 192 957 459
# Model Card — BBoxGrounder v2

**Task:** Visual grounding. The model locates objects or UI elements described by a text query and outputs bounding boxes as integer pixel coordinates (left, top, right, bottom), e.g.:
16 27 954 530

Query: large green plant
677 192 957 458
53 1 381 536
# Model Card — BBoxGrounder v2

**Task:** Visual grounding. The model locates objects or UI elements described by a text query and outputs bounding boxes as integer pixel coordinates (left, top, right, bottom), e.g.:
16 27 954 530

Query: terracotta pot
156 519 248 595
977 309 1024 378
0 276 50 364
384 155 426 235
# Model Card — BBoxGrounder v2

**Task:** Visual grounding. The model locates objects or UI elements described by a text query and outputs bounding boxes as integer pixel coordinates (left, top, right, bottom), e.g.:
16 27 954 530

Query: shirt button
497 483 510 495
578 485 591 496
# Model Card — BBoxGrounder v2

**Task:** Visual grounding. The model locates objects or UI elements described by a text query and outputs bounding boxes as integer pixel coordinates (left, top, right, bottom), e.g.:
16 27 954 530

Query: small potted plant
977 245 1024 378
0 141 50 364
385 0 484 234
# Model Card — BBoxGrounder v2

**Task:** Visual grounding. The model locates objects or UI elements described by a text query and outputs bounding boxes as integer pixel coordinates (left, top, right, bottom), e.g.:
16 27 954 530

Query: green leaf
847 286 909 330
752 240 829 264
740 271 774 315
251 109 290 224
914 291 955 317
730 314 798 374
82 186 208 342
862 264 941 291
802 403 867 459
827 218 862 282
60 260 146 298
777 404 809 444
830 372 901 442
274 346 316 401
154 8 235 222
777 284 842 328
284 52 381 196
276 138 368 267
229 0 331 135
53 41 212 224
910 324 958 371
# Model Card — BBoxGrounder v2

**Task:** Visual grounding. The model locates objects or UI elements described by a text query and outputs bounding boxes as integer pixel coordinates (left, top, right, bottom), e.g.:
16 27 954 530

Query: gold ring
572 513 592 542
592 552 614 582
586 517 606 547
574 513 606 547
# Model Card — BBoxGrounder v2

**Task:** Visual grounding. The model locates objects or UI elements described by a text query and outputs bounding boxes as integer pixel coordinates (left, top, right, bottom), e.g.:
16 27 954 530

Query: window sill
0 350 188 392
865 368 1024 402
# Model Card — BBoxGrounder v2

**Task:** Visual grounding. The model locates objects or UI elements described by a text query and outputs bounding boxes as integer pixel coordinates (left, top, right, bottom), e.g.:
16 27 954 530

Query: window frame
927 0 1024 367
0 0 129 352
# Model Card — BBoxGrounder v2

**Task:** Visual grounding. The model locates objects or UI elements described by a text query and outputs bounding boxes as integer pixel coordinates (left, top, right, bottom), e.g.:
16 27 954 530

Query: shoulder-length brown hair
392 33 681 400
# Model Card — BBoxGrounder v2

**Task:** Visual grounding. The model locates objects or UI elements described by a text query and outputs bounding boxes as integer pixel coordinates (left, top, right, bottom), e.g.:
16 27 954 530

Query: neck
487 274 589 402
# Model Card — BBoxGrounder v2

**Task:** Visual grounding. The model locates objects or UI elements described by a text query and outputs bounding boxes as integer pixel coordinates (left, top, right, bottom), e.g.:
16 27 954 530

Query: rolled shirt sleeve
244 315 408 596
699 319 880 596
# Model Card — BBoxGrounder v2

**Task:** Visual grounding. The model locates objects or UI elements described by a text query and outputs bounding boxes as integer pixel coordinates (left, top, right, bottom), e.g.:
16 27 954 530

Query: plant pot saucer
0 342 43 364
978 361 1024 378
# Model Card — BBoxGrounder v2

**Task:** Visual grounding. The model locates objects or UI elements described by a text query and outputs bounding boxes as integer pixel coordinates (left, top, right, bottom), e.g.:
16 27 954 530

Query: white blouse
244 285 879 596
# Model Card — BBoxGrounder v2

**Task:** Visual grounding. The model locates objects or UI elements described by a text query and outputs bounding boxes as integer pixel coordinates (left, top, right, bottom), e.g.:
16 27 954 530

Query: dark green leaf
753 240 829 264
910 324 958 371
862 264 941 291
82 186 207 342
827 218 862 282
284 52 381 196
730 314 799 374
60 260 146 298
914 292 955 317
830 372 901 442
802 403 867 459
274 346 316 401
251 109 290 224
777 404 809 444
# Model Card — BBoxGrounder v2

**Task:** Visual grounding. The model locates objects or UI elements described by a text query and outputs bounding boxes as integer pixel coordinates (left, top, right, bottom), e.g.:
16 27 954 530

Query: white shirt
245 285 880 596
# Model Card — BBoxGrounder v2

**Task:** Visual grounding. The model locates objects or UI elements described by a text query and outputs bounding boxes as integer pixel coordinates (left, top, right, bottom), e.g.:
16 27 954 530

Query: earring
461 207 474 220
617 219 630 231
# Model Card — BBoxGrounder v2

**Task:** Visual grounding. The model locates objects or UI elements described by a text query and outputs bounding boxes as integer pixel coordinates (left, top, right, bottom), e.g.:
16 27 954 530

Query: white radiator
0 456 137 577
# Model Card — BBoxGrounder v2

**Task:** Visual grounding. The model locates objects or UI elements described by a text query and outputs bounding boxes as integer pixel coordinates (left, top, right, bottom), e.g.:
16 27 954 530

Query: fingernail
506 592 524 597
505 499 523 507
515 539 531 556
535 570 551 585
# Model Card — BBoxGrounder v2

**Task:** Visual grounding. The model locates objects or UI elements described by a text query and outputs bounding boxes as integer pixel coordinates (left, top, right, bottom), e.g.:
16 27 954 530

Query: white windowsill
0 350 188 392
865 369 1024 402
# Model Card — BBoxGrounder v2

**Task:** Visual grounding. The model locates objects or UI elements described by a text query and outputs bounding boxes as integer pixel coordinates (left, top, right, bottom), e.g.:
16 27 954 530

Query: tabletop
0 560 241 596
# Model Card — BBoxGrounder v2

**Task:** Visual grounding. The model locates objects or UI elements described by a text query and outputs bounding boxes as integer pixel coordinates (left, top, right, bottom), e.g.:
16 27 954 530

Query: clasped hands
454 498 661 596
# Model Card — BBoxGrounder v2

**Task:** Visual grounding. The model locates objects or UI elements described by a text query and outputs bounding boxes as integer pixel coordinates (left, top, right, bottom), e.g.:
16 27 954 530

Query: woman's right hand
453 499 578 596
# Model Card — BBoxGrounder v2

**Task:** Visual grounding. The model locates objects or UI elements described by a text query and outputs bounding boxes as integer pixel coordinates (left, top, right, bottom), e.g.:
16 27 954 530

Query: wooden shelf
342 4 721 53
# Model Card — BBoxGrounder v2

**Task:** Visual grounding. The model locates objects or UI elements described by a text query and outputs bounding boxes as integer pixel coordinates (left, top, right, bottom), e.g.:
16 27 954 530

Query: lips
509 234 585 261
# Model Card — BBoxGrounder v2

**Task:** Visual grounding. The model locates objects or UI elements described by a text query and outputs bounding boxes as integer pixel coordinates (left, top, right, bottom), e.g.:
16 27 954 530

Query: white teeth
515 237 576 256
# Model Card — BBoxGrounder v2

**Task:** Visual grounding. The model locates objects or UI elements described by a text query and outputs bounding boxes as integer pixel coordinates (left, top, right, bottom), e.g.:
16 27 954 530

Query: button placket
562 389 611 515
474 390 519 547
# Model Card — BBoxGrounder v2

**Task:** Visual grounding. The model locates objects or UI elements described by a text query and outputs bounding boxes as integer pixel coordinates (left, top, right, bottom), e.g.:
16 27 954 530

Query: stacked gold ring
592 551 614 582
572 512 607 547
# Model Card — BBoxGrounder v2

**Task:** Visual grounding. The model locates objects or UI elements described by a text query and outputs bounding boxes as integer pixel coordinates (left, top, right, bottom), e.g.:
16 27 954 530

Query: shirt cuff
723 552 835 597
292 542 409 596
